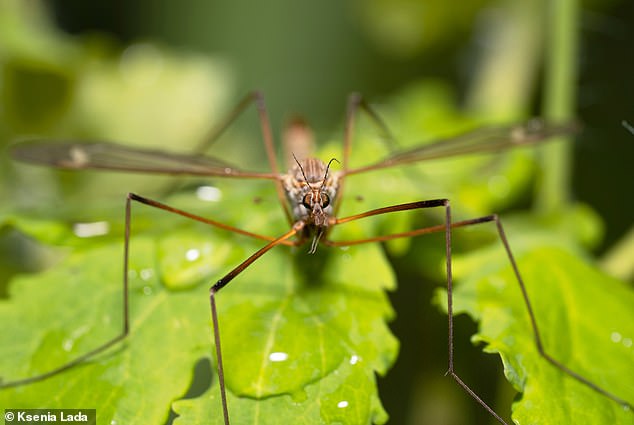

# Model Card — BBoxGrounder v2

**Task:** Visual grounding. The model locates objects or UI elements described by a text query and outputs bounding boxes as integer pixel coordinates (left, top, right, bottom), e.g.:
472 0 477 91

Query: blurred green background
3 0 632 249
1 0 633 424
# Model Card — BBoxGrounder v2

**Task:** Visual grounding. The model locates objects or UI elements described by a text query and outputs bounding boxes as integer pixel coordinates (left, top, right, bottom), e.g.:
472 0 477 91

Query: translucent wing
10 140 278 180
345 119 579 175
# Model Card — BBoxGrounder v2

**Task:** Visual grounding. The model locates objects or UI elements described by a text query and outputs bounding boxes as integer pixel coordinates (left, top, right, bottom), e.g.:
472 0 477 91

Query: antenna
292 153 311 189
319 158 339 192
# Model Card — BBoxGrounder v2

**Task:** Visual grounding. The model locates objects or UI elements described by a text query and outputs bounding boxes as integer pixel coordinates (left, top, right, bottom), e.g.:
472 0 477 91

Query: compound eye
321 193 330 208
302 194 312 210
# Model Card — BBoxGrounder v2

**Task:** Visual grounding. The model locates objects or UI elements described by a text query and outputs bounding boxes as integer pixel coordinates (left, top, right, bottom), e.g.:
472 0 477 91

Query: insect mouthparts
308 228 325 254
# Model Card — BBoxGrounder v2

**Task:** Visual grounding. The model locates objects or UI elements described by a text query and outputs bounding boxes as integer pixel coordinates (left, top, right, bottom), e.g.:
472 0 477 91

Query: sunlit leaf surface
0 183 398 425
440 241 634 425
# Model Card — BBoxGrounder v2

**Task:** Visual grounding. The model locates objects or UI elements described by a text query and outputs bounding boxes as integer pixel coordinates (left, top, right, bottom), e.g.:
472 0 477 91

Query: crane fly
4 92 630 424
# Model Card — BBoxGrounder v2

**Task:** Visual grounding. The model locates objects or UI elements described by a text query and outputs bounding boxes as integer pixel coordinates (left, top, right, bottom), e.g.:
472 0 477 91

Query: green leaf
0 195 398 424
0 81 567 424
173 355 388 425
440 241 634 424
0 235 207 422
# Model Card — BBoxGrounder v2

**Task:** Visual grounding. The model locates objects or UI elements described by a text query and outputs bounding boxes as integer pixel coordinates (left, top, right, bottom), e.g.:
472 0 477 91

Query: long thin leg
164 91 293 224
208 223 304 425
442 215 630 411
336 93 404 215
340 93 360 179
140 191 300 425
329 205 633 419
333 93 359 215
0 196 136 388
176 91 292 225
488 216 633 410
127 193 293 246
193 92 266 153
0 191 292 389
446 216 633 412
340 94 398 175
328 199 506 423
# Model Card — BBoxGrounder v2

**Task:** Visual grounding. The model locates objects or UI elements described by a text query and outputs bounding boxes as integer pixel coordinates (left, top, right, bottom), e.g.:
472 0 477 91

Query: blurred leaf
2 58 75 131
6 44 233 213
353 0 489 58
0 213 76 246
435 237 634 424
1 1 233 216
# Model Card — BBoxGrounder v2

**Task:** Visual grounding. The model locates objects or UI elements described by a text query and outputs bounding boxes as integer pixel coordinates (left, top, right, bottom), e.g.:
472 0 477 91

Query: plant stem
466 1 543 119
536 0 578 212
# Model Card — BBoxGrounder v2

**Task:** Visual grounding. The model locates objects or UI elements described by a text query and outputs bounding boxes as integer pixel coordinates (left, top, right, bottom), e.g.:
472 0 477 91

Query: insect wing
345 119 578 175
10 140 278 180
